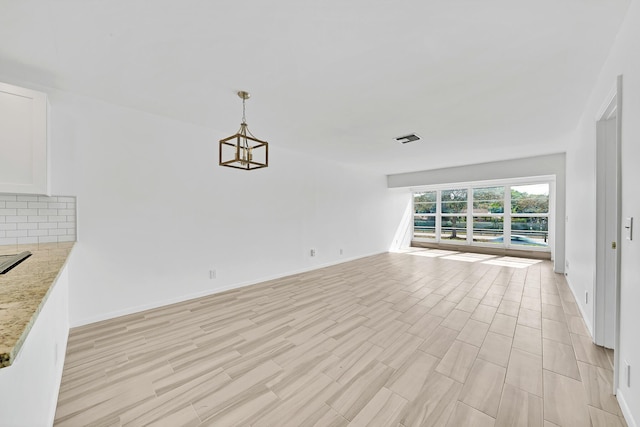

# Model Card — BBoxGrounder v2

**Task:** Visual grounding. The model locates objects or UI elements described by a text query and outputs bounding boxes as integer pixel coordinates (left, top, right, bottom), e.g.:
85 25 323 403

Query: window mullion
505 186 512 248
467 187 473 244
436 190 441 243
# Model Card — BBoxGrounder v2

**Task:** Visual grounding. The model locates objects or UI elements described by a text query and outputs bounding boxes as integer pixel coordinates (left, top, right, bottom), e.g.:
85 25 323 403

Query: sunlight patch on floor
441 253 497 263
481 257 543 268
399 248 542 268
406 249 460 258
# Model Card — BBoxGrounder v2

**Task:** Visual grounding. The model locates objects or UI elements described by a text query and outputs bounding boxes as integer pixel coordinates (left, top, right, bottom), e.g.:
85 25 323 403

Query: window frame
470 186 505 246
412 190 438 241
411 176 554 253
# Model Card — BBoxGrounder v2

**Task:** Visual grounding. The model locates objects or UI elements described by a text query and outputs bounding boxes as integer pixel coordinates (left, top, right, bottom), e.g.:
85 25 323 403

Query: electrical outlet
625 361 631 387
209 269 216 279
310 249 316 257
585 291 588 305
339 248 343 255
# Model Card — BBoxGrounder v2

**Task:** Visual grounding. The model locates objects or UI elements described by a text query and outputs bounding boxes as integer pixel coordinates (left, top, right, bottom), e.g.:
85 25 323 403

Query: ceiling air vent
395 133 421 144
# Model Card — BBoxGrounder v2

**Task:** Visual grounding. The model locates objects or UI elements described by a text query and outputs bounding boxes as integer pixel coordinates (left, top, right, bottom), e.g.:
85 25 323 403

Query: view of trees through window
413 182 550 250
442 189 467 240
472 187 504 244
414 191 436 240
510 184 549 247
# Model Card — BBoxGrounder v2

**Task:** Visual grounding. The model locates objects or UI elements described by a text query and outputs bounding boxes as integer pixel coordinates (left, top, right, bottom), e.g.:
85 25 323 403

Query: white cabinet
0 264 69 426
0 82 49 195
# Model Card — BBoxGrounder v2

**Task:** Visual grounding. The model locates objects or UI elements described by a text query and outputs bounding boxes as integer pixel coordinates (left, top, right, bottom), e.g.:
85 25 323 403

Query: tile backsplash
0 195 76 245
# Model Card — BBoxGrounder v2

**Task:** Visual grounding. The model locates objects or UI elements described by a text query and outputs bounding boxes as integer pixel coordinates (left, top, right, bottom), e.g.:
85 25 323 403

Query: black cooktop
0 251 32 274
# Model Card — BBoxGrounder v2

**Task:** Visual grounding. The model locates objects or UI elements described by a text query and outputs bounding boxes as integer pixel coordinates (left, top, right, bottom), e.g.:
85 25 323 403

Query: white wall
566 1 640 424
387 153 566 273
0 265 69 427
40 92 407 326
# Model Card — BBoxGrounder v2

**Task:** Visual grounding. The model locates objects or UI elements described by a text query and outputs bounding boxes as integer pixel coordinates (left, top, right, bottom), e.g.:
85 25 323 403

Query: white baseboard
564 274 594 337
70 250 385 328
616 389 637 427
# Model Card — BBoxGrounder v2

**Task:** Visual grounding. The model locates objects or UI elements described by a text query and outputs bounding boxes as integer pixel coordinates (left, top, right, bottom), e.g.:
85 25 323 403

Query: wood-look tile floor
54 249 628 427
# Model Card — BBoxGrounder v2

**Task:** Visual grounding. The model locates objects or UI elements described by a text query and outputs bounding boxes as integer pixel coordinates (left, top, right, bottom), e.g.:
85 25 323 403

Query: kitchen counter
0 242 74 368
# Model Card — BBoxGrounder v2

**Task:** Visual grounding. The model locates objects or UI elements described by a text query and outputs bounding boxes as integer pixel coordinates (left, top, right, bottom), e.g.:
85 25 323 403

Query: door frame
593 75 622 392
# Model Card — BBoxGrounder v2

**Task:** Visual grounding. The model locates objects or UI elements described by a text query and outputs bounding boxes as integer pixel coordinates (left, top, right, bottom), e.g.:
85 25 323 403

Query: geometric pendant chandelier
219 91 269 170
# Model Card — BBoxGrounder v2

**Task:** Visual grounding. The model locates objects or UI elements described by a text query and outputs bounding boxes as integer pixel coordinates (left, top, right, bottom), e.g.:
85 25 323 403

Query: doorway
594 75 622 392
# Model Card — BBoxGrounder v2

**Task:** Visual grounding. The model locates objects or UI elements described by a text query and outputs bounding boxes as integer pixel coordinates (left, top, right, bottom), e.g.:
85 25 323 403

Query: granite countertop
0 242 74 368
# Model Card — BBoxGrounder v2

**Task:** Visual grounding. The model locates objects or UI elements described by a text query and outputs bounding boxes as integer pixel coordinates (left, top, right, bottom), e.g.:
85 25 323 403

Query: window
413 191 436 240
510 184 549 247
472 187 504 245
441 189 467 242
412 180 551 251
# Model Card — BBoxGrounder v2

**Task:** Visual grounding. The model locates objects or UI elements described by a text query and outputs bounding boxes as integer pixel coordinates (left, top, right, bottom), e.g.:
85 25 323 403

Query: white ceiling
0 0 631 175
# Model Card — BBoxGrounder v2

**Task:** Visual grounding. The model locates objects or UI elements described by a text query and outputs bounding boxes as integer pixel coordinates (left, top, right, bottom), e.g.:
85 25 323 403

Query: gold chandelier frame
219 91 269 170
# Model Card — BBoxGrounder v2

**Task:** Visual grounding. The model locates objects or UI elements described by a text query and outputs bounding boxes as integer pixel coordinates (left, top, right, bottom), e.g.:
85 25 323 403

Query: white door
603 117 617 349
595 77 623 393
595 113 618 349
